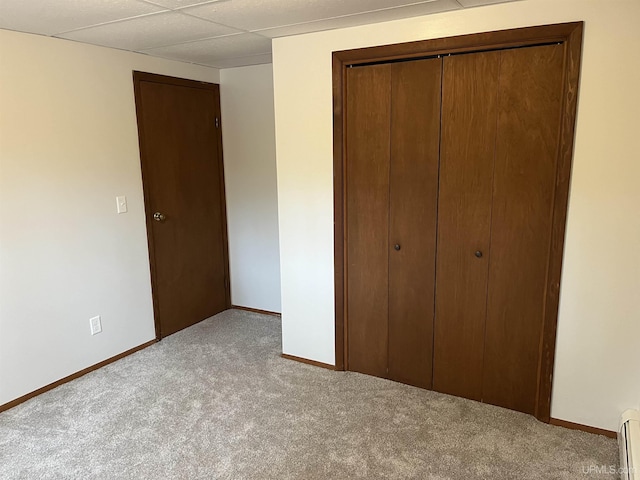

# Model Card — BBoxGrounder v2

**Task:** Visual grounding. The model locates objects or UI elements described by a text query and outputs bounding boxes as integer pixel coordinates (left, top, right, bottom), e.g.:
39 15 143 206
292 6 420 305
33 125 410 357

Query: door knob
394 244 401 251
475 250 483 258
153 212 166 222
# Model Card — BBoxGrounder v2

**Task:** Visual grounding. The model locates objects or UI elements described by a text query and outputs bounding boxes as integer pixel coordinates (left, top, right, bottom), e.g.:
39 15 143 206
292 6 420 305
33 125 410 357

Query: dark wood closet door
482 44 565 414
388 59 441 389
345 43 566 413
346 64 392 378
433 51 501 400
336 22 583 422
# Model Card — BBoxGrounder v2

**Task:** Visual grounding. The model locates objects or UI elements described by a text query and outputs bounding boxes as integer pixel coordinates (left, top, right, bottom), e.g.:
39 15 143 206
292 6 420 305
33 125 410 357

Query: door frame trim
332 22 584 422
132 71 231 340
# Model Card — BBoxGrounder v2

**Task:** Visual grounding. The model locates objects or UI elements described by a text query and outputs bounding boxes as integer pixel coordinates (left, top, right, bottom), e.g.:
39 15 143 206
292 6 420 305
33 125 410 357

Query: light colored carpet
0 309 617 479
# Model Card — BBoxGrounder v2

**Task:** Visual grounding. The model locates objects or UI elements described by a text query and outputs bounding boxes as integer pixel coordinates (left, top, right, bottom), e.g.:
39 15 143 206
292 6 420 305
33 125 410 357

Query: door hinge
215 117 220 128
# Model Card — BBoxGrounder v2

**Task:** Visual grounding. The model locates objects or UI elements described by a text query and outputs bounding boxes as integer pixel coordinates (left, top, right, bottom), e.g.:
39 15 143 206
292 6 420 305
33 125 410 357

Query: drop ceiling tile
0 0 166 36
142 0 227 9
208 53 273 69
256 0 462 38
185 0 445 32
143 33 272 66
58 11 242 51
456 0 519 6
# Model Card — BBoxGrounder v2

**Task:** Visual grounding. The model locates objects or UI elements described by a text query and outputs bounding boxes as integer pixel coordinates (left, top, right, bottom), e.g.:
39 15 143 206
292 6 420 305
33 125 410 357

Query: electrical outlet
116 196 127 214
90 315 102 335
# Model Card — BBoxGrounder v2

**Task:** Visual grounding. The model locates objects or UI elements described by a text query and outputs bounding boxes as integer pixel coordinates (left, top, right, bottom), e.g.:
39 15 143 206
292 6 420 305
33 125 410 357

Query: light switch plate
116 196 127 214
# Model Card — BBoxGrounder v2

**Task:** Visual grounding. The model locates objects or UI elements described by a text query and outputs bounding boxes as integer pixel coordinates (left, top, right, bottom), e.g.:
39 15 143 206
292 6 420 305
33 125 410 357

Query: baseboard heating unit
619 409 640 480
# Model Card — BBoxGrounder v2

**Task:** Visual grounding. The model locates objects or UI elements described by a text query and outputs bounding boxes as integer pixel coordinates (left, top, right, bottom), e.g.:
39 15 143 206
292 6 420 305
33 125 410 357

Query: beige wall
220 64 281 313
273 0 640 431
0 29 219 405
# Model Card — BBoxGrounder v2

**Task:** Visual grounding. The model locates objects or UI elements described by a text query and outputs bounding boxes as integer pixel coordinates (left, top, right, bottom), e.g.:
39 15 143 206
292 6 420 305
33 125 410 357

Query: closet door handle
475 250 483 258
394 244 401 251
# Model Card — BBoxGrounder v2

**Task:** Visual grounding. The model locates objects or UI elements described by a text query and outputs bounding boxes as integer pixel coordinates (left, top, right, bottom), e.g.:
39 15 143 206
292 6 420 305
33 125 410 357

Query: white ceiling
0 0 520 69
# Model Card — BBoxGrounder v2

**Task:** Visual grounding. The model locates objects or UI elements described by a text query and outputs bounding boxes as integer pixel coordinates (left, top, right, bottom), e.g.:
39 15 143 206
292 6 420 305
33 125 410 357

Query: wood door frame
332 22 584 422
133 71 231 340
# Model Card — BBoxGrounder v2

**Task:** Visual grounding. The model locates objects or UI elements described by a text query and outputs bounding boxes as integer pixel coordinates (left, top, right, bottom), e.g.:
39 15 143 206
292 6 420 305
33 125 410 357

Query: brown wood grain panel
482 44 565 414
333 23 584 422
333 23 581 66
345 65 391 378
536 24 584 421
212 86 232 310
387 59 441 389
433 51 501 401
135 76 229 338
333 54 347 372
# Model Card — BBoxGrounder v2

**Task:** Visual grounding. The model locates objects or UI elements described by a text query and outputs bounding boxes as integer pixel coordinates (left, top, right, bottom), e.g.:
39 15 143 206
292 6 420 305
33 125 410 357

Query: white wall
272 0 640 431
0 29 219 406
220 64 281 313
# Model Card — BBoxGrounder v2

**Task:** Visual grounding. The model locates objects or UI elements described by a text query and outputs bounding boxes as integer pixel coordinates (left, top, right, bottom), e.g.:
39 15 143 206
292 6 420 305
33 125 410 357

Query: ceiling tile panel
457 0 520 6
0 0 521 68
256 0 461 38
185 0 446 32
141 0 228 9
142 33 272 66
58 11 242 51
0 0 166 36
207 53 273 69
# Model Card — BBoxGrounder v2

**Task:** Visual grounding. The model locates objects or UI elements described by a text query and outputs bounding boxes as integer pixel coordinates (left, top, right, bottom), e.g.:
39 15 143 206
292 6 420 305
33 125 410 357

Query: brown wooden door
335 23 583 422
387 59 441 389
433 50 501 401
481 44 565 414
346 59 440 388
133 72 230 339
434 44 565 414
345 64 391 379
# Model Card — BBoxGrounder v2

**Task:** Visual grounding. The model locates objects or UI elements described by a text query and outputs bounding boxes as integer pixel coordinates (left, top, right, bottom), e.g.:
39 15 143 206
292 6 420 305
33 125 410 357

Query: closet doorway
333 23 583 422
